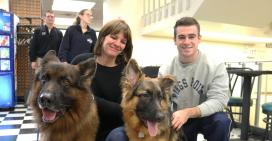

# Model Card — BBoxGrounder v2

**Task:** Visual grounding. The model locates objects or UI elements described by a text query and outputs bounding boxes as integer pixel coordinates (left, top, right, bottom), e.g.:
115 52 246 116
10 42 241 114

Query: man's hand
172 109 190 130
171 107 201 130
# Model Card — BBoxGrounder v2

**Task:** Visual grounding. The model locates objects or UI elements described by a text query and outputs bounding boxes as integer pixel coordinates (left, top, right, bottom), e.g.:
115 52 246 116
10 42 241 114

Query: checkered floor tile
0 104 39 141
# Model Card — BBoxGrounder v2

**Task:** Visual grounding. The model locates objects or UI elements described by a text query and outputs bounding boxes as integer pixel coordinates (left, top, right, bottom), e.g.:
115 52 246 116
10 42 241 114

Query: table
227 69 272 140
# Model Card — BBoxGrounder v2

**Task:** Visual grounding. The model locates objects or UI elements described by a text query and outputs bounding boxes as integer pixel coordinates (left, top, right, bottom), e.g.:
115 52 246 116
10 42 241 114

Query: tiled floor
0 104 38 141
0 104 263 141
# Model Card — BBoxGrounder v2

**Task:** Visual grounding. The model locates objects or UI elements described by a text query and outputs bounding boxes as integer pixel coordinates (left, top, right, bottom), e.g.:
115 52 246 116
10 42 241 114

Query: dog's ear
41 50 60 66
124 59 143 86
159 75 176 93
76 57 97 86
29 71 42 107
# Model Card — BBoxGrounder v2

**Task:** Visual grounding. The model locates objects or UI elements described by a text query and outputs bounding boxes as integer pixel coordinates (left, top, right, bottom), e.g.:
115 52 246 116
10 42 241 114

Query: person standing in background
58 9 97 63
29 10 63 70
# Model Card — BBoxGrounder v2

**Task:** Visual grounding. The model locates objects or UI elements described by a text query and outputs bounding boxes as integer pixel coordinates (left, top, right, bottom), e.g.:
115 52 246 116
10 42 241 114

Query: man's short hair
174 17 200 39
44 10 54 17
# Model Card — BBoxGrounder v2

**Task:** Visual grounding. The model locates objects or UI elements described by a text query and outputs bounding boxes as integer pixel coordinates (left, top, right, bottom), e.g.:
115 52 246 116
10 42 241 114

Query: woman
71 19 133 141
59 9 97 63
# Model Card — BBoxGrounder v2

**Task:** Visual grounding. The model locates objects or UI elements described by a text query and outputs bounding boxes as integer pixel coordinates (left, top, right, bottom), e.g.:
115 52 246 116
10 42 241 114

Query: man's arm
197 63 230 117
56 29 63 55
29 28 40 69
58 27 71 62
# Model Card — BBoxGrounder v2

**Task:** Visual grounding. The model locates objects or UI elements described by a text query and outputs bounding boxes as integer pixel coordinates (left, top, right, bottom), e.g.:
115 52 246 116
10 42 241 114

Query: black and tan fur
121 59 182 141
29 50 99 141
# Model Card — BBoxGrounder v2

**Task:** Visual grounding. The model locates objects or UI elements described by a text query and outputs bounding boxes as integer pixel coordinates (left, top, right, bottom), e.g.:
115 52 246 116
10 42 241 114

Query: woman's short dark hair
174 17 200 39
94 19 133 65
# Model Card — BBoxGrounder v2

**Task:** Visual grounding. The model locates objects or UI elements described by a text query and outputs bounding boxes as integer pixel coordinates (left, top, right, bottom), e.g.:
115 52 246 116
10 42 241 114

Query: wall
0 0 9 11
10 0 41 97
104 0 272 67
10 0 41 25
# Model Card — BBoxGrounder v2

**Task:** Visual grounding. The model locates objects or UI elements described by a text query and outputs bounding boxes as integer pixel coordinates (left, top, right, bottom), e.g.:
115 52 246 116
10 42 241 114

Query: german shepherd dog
121 59 183 141
29 50 99 141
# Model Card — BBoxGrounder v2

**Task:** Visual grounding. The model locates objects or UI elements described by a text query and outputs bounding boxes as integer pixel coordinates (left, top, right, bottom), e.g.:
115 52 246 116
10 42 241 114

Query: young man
29 10 63 70
158 17 231 141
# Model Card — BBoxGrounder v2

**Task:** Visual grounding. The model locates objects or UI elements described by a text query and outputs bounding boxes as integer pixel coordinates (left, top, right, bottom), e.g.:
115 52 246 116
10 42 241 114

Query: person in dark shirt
29 10 63 70
71 19 133 141
58 9 97 63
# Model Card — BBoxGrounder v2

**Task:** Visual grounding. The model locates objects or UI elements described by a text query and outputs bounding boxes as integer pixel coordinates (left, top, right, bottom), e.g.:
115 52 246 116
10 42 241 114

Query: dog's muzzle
38 92 64 123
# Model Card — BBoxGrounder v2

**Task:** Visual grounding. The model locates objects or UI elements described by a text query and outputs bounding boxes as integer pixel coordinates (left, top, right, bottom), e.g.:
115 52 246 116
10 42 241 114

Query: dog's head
121 59 176 137
30 50 96 124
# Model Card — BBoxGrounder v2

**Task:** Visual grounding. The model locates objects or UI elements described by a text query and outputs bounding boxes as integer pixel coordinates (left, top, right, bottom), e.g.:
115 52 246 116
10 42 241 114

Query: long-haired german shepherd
29 50 99 141
121 59 183 141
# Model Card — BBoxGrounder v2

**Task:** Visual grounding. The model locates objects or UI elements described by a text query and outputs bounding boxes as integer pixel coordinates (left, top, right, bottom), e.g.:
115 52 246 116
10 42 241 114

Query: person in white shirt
158 16 231 141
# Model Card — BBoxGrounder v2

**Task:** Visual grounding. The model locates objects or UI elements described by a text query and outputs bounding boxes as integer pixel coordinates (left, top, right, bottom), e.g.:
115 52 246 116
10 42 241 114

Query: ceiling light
52 0 96 12
55 17 74 25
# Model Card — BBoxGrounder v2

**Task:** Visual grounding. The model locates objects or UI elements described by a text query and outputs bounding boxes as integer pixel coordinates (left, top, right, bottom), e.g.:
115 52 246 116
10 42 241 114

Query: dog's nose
155 112 165 122
39 92 53 107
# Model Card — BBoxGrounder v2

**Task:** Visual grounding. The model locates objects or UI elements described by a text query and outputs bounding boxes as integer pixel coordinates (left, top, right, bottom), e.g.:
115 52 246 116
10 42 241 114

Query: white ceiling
194 0 272 38
195 0 272 29
41 0 103 31
143 0 272 43
42 0 272 43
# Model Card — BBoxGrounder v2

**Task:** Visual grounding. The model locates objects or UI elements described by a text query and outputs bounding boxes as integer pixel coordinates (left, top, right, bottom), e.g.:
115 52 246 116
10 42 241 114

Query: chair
261 102 272 141
226 67 255 129
141 66 160 78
